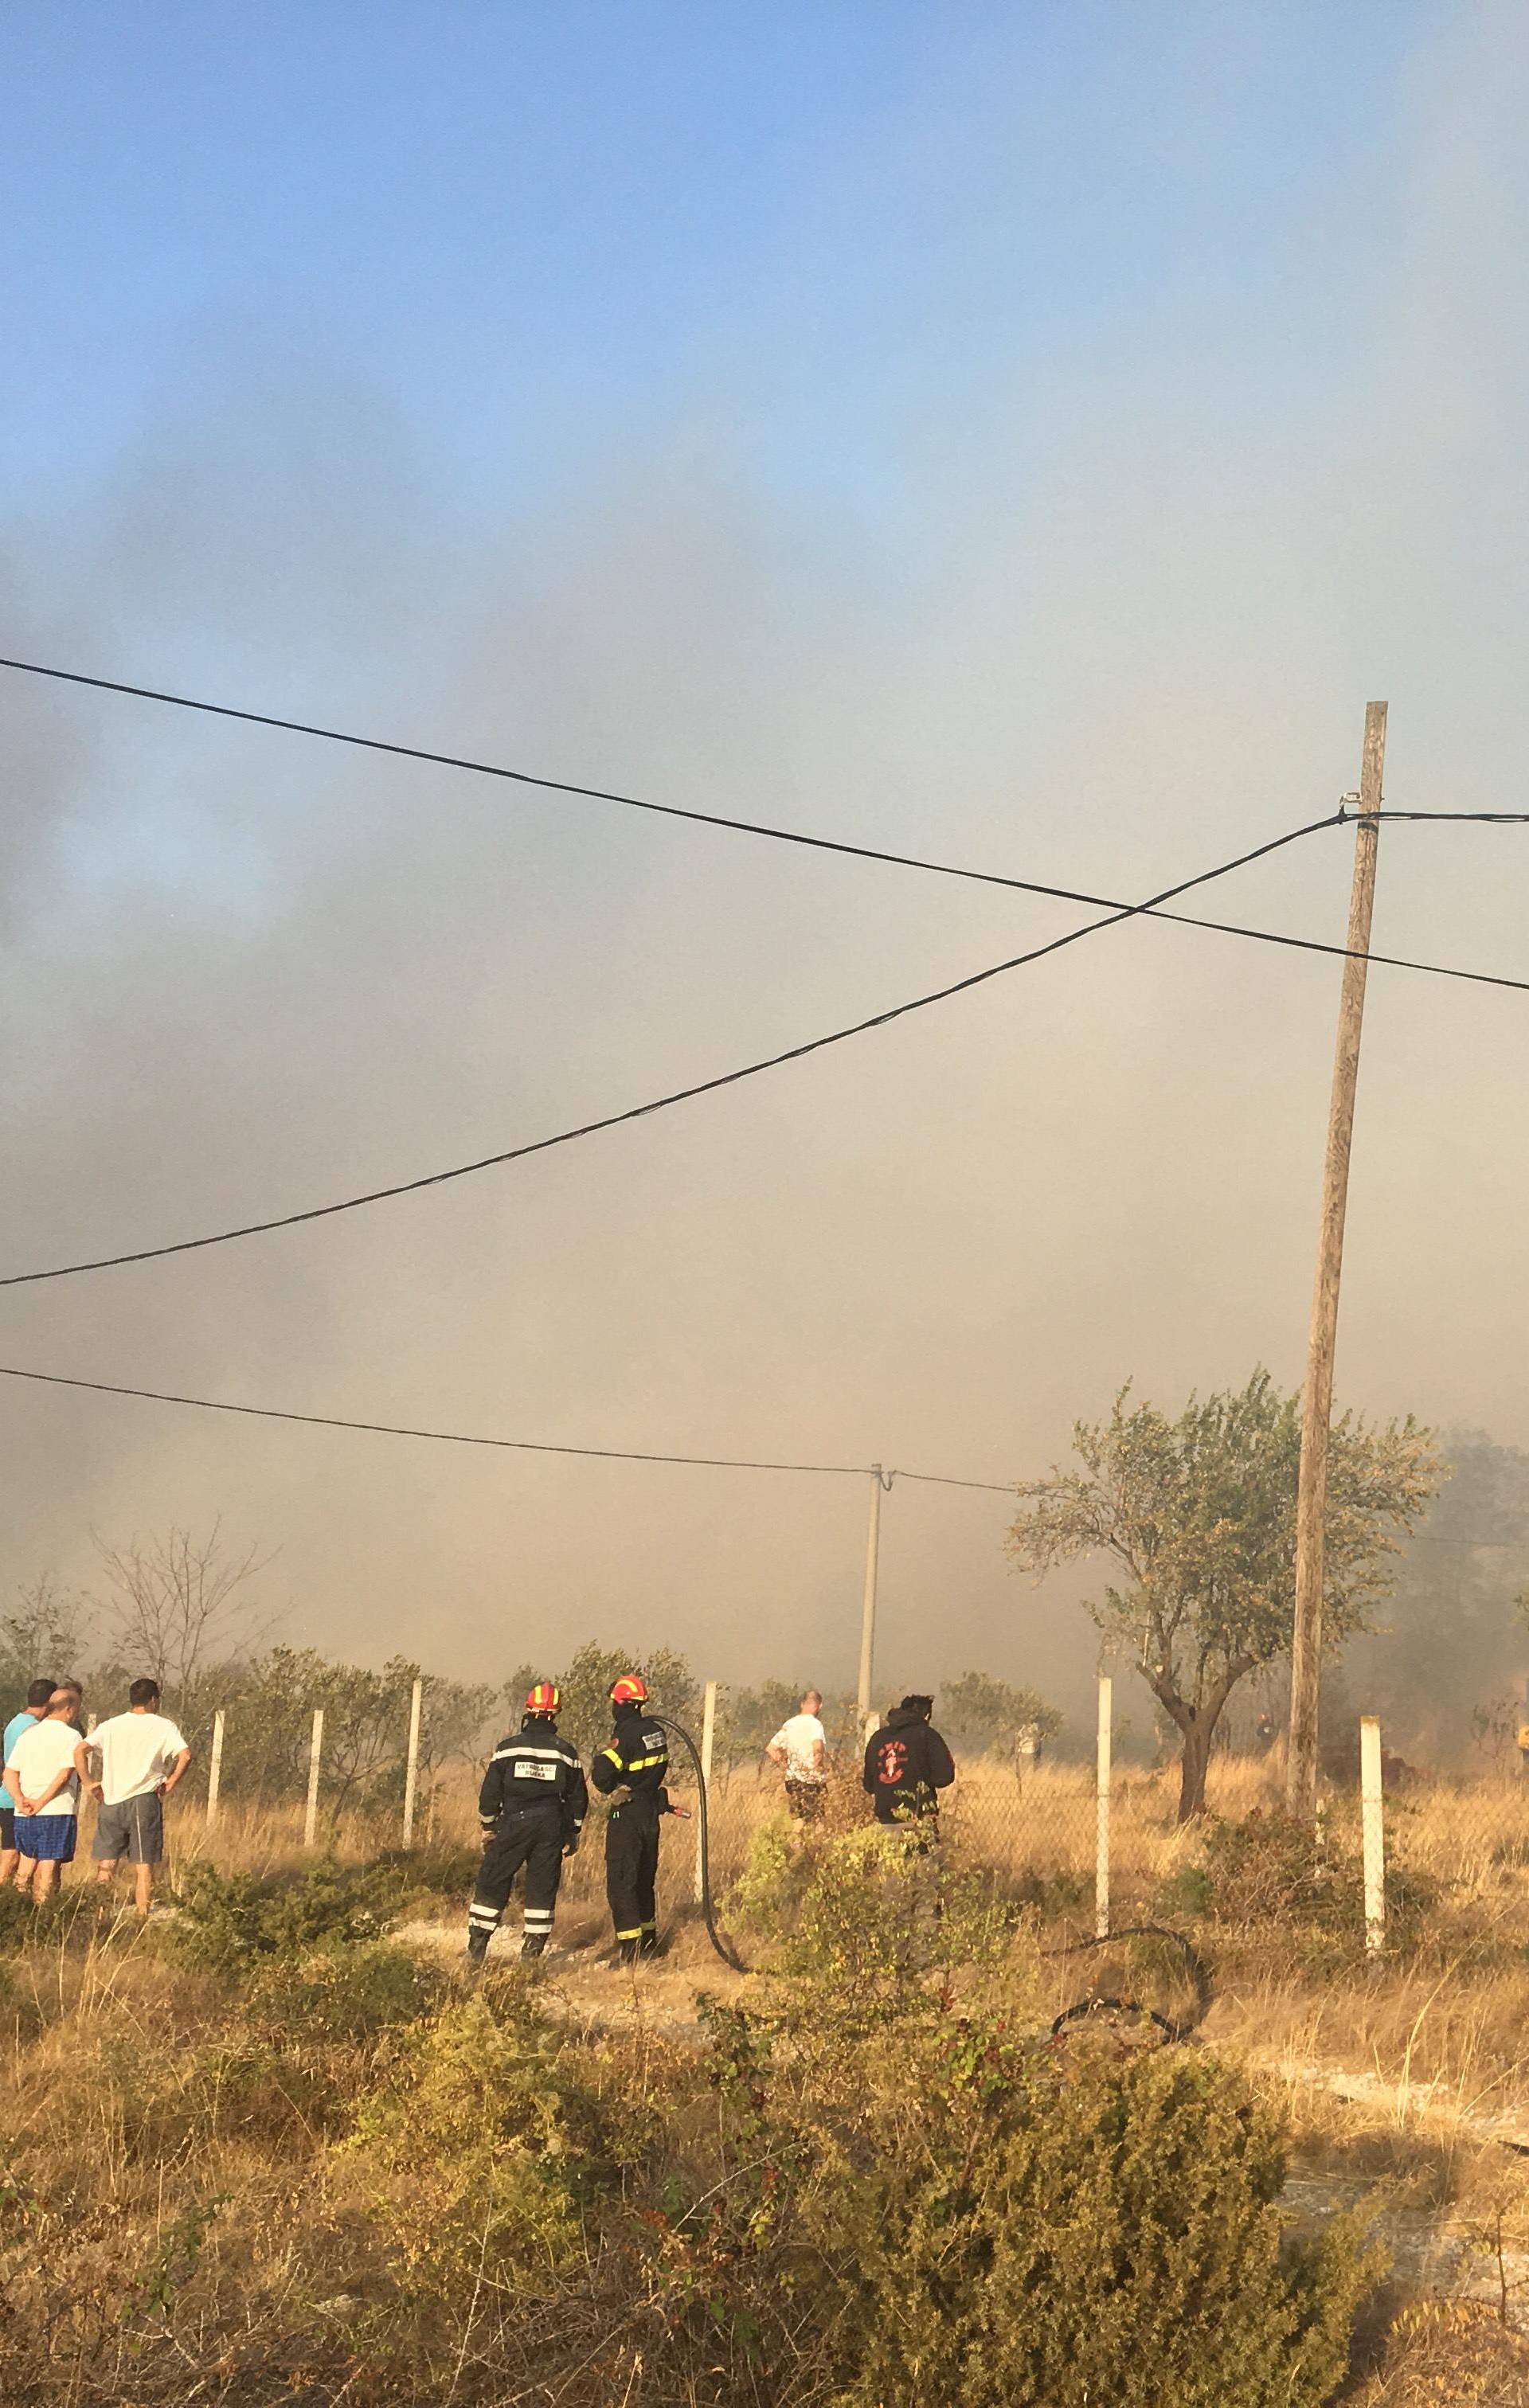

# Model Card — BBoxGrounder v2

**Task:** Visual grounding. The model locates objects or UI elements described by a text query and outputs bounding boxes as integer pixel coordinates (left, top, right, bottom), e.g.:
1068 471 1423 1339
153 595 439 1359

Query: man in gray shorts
74 1678 191 1915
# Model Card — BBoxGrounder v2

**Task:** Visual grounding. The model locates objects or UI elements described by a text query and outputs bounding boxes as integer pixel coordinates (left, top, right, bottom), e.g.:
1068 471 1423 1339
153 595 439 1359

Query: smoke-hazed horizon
2 8 1528 1741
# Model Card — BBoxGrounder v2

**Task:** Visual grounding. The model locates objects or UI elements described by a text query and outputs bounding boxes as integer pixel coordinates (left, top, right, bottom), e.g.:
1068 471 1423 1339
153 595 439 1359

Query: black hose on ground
651 1714 749 1974
1043 1922 1212 2044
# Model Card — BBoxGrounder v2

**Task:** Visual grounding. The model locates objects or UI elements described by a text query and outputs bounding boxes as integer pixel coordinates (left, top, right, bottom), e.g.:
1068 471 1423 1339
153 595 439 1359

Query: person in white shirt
766 1690 830 1823
74 1678 191 1917
4 1689 86 1901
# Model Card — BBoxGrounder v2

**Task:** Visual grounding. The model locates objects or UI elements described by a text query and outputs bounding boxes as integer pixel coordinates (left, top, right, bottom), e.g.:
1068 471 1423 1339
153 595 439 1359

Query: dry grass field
9 1752 1529 2399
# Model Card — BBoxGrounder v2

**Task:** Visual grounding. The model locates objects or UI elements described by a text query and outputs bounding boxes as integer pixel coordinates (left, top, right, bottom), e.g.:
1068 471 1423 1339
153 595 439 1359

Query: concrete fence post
205 1709 225 1829
402 1677 423 1847
695 1681 717 1902
1095 1675 1112 1941
303 1708 324 1848
1360 1715 1385 1956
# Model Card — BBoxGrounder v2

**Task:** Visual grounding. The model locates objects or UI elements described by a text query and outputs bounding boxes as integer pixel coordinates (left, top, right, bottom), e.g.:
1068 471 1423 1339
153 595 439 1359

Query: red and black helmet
525 1680 561 1715
610 1674 648 1706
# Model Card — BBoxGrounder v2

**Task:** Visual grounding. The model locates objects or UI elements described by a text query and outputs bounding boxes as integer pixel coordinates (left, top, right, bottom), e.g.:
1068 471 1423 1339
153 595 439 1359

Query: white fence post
1095 1674 1112 1941
304 1708 324 1847
205 1709 225 1829
695 1681 717 1902
402 1677 423 1847
1360 1714 1385 1956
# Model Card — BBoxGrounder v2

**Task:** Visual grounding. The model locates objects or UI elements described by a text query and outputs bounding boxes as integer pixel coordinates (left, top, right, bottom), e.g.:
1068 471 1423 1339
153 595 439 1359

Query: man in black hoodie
862 1695 956 1831
467 1681 587 1964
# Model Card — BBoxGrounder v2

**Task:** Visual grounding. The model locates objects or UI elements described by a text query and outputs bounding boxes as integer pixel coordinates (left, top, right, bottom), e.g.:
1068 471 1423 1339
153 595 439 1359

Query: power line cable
0 812 1343 1290
6 655 1527 882
6 811 1528 1293
0 1358 1010 1493
2 1360 1519 1532
1 650 1319 906
1357 810 1529 825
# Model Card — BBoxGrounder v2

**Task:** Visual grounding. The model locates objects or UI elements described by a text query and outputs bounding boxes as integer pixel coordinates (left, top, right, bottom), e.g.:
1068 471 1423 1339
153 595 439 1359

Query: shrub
166 1855 394 1971
247 1939 447 2045
797 2040 1378 2408
338 1984 615 2308
728 1820 1023 2040
1161 1808 1437 1954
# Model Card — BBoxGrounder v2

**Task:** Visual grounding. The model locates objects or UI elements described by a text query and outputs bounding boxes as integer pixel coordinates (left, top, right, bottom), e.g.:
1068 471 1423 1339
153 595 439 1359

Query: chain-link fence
57 1670 1529 1956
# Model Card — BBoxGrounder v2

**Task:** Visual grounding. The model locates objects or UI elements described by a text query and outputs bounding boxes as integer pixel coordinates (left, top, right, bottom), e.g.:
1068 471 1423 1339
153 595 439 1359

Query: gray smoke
3 16 1529 1738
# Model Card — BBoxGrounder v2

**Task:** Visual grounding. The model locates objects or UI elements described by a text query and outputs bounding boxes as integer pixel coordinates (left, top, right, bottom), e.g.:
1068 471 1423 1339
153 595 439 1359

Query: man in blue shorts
4 1688 84 1901
1 1679 57 1889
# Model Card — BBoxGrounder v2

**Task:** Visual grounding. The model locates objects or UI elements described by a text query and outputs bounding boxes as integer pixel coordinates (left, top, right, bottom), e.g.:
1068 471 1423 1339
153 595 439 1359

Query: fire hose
651 1714 749 1973
1045 1923 1212 2042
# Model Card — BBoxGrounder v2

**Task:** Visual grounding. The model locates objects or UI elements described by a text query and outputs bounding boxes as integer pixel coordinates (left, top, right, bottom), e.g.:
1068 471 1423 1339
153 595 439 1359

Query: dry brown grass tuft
1352 2300 1529 2404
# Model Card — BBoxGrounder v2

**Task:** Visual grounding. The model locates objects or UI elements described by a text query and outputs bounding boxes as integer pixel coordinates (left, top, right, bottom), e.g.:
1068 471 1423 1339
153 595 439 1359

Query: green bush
338 1983 617 2308
795 2039 1378 2407
166 1855 394 1971
247 1938 447 2044
1159 1809 1437 1957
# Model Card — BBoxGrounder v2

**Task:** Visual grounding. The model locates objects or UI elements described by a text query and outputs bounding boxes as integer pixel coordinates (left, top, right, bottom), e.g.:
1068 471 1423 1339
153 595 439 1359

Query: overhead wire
4 652 1526 939
0 651 1320 906
2 657 1527 1300
0 1362 1496 1578
0 810 1349 1289
0 1358 1007 1492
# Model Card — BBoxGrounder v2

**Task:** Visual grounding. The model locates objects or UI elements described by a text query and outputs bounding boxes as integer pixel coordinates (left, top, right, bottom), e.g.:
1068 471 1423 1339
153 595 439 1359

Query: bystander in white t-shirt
5 1717 83 1816
88 1711 190 1806
769 1712 828 1784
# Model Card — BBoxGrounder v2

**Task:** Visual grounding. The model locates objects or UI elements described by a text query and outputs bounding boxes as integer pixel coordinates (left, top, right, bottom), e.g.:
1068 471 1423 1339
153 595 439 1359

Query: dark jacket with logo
590 1703 673 1817
862 1706 956 1823
479 1717 588 1846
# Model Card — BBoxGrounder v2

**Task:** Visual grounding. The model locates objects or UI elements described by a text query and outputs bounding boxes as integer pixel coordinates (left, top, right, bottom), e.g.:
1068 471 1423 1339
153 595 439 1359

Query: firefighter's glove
562 1838 580 1859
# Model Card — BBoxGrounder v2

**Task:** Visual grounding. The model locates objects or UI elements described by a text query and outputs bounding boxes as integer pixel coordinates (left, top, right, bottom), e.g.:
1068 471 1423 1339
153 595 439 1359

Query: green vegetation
1007 1370 1438 1818
0 1835 1382 2406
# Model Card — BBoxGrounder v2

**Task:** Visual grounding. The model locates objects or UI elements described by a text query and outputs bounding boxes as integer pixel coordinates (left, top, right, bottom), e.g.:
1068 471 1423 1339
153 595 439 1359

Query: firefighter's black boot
639 1925 660 1958
521 1933 548 1960
465 1928 490 1966
617 1937 639 1968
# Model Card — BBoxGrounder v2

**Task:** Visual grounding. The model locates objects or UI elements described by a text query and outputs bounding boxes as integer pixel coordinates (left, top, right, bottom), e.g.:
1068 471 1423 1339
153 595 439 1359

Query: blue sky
3 7 1421 518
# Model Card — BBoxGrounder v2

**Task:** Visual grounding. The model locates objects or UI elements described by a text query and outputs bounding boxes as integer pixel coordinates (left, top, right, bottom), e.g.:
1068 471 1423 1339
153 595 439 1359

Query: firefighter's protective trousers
604 1796 661 1944
470 1804 565 1949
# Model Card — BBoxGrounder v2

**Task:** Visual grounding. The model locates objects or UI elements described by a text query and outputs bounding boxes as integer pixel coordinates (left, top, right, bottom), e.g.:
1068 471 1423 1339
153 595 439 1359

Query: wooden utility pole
1287 702 1387 1815
856 1467 886 1726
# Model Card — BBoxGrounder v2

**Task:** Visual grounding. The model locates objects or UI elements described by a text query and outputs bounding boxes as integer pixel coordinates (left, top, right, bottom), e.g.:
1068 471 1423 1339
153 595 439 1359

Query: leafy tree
1007 1372 1437 1820
938 1671 1062 1760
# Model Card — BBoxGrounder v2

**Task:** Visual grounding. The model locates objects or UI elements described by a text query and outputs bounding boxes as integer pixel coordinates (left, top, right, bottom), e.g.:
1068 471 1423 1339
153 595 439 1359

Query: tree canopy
1006 1370 1438 1818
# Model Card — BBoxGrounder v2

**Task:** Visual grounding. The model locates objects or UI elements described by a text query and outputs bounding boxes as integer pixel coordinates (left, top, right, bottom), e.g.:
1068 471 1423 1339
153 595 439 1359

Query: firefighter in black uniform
589 1674 687 1965
467 1681 587 1964
862 1694 956 1834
